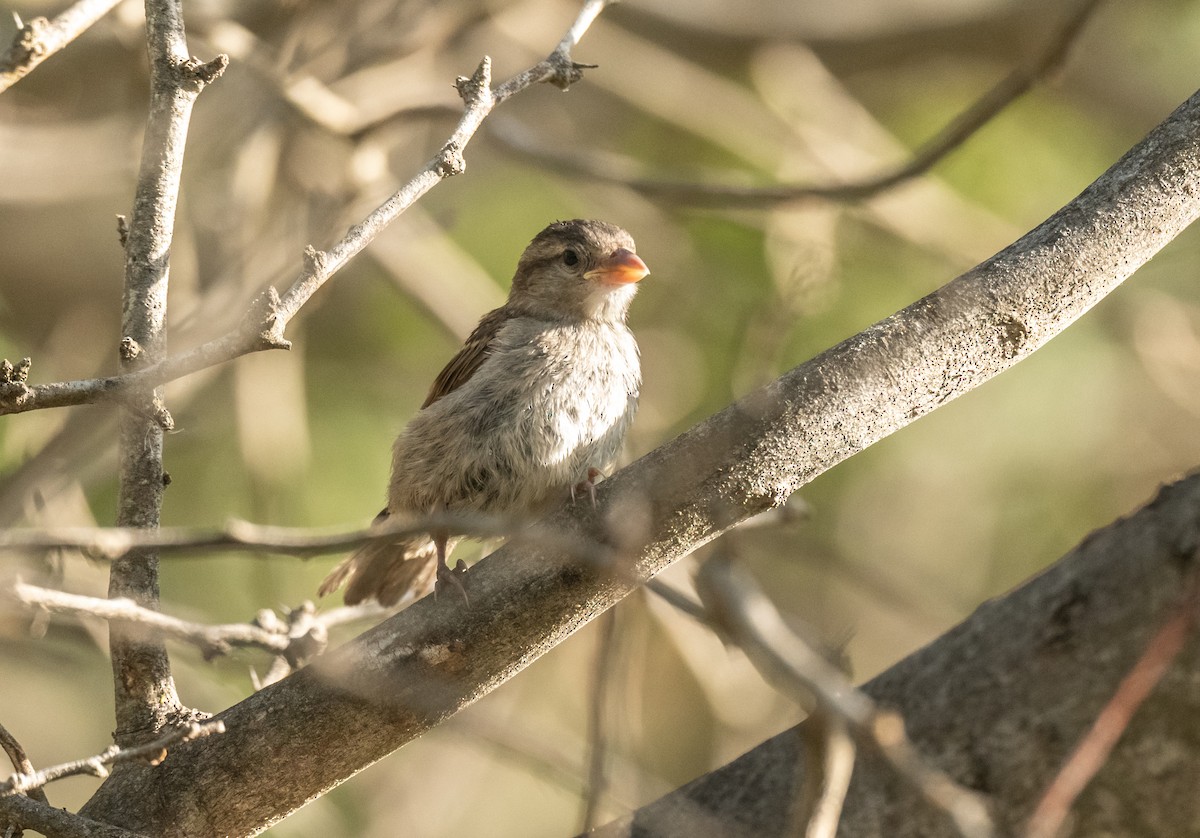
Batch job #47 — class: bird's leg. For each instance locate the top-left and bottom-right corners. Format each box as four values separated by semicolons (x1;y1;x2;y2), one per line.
570;467;605;508
432;528;469;605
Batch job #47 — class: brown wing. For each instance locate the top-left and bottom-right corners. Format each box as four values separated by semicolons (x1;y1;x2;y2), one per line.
421;305;512;409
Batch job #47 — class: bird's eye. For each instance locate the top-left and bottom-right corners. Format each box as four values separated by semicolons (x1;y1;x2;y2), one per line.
562;249;579;267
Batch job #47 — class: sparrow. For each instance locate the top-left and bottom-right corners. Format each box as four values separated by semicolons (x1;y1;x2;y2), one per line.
319;219;650;607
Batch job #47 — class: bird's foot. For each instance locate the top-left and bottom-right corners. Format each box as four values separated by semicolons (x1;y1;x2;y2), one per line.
434;559;470;606
570;467;605;508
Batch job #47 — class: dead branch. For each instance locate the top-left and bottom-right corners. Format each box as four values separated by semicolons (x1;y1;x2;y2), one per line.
106;0;227;747
0;0;619;419
0;0;124;93
2;720;224;797
695;556;993;838
494;0;1102;207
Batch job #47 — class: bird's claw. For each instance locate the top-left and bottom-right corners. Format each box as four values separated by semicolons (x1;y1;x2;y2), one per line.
435;559;470;606
570;467;604;509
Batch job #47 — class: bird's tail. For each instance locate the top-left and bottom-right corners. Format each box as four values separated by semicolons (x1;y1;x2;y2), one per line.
319;511;438;607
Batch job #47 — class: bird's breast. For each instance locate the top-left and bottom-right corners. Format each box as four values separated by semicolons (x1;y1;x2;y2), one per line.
389;319;640;516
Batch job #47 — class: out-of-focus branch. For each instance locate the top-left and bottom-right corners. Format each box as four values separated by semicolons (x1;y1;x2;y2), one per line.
0;512;514;560
7;582;372;665
1024;570;1200;838
0;477;807;566
495;0;1102;207
0;0;124;93
796;711;855;838
107;0;227;747
696;557;993;838
0;0;618;420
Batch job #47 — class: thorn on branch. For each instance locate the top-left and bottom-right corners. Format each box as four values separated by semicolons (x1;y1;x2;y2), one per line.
546;53;597;91
454;56;493;106
116;214;129;248
0;358;33;410
301;246;327;276
180;54;229;92
248;285;290;350
0;15;48;72
436;142;466;177
0;358;30;384
119;337;142;361
151;401;175;433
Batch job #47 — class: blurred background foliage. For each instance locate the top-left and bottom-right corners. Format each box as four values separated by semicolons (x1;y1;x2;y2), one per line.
2;0;1200;834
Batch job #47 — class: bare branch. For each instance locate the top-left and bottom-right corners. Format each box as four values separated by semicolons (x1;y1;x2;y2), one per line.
0;511;518;560
108;0;227;746
495;0;1102;207
1;720;224;797
0;794;144;838
696;557;993;838
0;724;48;806
0;490;811;561
0;0;124;93
8;582;343;664
1024;570;1200;838
8;580;385;671
0;0;618;419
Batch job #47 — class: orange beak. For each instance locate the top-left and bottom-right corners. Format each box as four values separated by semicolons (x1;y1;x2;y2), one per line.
585;248;650;285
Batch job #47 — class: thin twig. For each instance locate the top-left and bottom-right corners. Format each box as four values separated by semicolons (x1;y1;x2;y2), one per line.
0;0;124;93
0;510;627;572
696;555;995;838
7;583;374;665
495;0;1103;207
0;0;618;419
1;720;224;797
0;724;48;806
0;512;517;560
1024;572;1200;838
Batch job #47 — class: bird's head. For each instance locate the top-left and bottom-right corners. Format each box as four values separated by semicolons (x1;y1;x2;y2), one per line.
509;219;649;323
